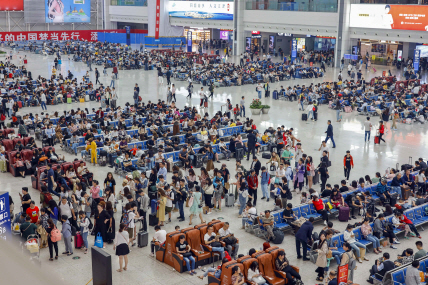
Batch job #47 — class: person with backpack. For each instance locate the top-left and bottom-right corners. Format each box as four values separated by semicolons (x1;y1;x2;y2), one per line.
78;210;92;254
46;218;60;261
61;215;73;256
373;214;399;249
340;242;357;282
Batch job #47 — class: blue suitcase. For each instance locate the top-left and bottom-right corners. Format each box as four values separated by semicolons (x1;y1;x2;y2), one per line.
273;90;278;100
151;199;158;214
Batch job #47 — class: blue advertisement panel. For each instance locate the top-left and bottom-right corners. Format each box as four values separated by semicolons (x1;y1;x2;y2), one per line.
169;1;234;20
344;54;351;59
187;31;192;52
291;39;297;62
0;192;11;241
125;26;131;46
46;0;91;23
414;49;421;71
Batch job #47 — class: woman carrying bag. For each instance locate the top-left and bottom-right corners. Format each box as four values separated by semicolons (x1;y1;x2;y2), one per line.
189;186;205;225
248;261;268;285
114;223;129;272
315;232;329;282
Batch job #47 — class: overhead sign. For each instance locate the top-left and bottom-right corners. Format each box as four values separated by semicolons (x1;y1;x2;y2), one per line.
220;30;229;40
0;0;23;11
252;31;260;35
350;4;428;31
0;192;11;241
0;29;123;42
46;0;91;23
155;0;160;39
168;1;234;20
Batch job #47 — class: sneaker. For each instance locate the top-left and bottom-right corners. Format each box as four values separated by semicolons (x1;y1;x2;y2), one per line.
261;197;266;200
238;215;243;218
390;245;397;249
364;257;369;261
150;253;154;257
324;220;327;226
207;211;212;215
218;208;222;212
168;218;171;223
393;240;400;244
358;258;363;263
410;233;416;237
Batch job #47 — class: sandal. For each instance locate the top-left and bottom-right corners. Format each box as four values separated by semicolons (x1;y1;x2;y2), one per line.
198;276;203;280
123;267;127;271
117;269;123;272
55;256;58;260
316;277;323;281
189;222;192;225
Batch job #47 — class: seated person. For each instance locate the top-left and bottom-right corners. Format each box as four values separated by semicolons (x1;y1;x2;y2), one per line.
275;250;302;284
203;225;225;259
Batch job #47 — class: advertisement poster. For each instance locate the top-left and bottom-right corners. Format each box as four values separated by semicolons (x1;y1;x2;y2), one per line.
338;264;349;283
269;35;274;54
291;39;297;62
46;0;91;23
187;31;192;52
0;192;11;241
0;0;23;11
397;50;402;61
414;49;421;70
169;1;234;20
220;30;229;40
246;37;251;52
350;4;428;31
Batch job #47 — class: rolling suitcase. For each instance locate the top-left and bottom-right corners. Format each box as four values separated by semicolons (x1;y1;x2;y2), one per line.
85;94;90;102
67;97;72;104
204;101;208;108
313;171;319;185
137;228;148;248
338;206;350;222
302;113;308;121
225;193;235;207
149;213;158;226
273;90;278;100
235;148;245;160
374;131;380;144
74;232;84;248
151;199;158;214
402;185;411;200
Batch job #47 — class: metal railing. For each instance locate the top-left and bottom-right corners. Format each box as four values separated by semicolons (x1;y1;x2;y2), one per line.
245;0;338;12
110;0;147;6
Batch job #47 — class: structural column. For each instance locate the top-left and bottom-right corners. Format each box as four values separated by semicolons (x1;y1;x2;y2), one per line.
235;0;245;56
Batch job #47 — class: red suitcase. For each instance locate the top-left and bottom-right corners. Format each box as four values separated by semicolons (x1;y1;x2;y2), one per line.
74;232;84;249
338;206;350;222
374;136;380;144
204;101;208;108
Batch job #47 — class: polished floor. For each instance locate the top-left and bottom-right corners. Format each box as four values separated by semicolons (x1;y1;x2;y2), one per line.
3;48;427;285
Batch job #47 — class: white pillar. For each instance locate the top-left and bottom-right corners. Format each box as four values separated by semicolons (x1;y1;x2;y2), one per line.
235;0;245;56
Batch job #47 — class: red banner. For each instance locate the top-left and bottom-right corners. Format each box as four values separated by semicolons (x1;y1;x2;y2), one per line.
338;264;349;283
155;0;160;39
0;29;127;42
0;0;23;11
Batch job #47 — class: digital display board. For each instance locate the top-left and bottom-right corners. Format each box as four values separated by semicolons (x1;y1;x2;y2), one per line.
169;1;234;20
46;0;90;23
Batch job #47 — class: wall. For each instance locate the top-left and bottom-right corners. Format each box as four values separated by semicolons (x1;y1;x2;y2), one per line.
109;6;148;23
169;18;233;29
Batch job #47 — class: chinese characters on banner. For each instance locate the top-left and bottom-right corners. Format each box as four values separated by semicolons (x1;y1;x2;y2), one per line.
155;0;160;39
0;192;11;241
0;29;126;42
414;49;421;71
337;264;349;283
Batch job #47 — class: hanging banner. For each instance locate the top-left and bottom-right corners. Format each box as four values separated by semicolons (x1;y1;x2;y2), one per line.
414;49;421;70
155;0;160;39
187;31;192;52
0;192;11;241
0;29;125;42
338;264;349;283
168;1;234;20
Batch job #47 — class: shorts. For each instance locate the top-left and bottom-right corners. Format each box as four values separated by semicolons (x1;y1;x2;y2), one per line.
127;227;134;239
165;206;172;213
214;189;222;200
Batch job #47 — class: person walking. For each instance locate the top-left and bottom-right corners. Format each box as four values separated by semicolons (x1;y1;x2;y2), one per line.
209;83;214;98
133;87;139;106
391;109;399;131
40;92;47;110
187;82;193;99
378;121;386;144
95;68;100;85
189;186;205;225
171;84;176;102
364;117;372;143
61;215;73;256
46;218;59;261
295;217;314;261
114;223;130;272
325;120;336;148
110;73;116;88
315;231;330;282
246;131;257;160
256;83;263;99
343;150;354;181
240;96;245;117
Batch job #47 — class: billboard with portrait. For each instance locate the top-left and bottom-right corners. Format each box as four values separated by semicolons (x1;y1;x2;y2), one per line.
350;4;428;31
46;0;90;23
169;1;234;20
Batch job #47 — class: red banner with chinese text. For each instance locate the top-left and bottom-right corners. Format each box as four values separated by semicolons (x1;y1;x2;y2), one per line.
338;264;349;283
155;0;160;39
0;29;127;42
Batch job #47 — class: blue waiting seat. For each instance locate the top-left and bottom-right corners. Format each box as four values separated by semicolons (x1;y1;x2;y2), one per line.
273;212;289;231
391;270;405;285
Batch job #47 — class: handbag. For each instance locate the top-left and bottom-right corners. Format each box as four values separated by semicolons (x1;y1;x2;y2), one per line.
326;250;333;259
94;233;104;248
188;196;194;208
326;202;333;210
25;161;32;169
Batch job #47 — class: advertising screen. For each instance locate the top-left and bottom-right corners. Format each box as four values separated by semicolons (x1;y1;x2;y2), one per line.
269;35;274;53
46;0;91;23
350;4;428;31
169;1;234;20
0;0;23;11
220;30;229;40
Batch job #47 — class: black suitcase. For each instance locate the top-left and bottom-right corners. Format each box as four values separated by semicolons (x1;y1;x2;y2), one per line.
138;231;149;247
302;114;308;121
265;91;270;97
149;213;158;226
262;152;271;159
272;229;284;244
235;148;245;160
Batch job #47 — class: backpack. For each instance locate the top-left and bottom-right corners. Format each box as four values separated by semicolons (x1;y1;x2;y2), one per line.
132;170;140;180
87;217;93;230
44;192;53;205
0;113;5;121
346;252;357;270
228;103;232;110
50;226;61;242
287;166;294;181
122;212;130;230
181;188;188;200
70;225;77;236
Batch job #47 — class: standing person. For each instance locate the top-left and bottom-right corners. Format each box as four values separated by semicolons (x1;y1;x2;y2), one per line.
78;211;90;254
325;120;336;148
246;131;257;160
171;84;176;102
94;203;111;249
240;96;245;117
187;82;193;99
256;83;263;99
209;83;214;98
110;73;116;88
166;69;171;86
189;186;205;225
111;87;118;109
343;150;354;181
95;68;100;85
157;66;163;85
46;218;59;261
364;117;372;143
113;223;130;272
61;215;73;256
391;109;399;131
405;260;423;285
378;121;386;144
40;92;47;110
260;166;270;201
315;231;330;282
133;87;139;106
295;217;314;261
113;65;118;79
247;169;259;207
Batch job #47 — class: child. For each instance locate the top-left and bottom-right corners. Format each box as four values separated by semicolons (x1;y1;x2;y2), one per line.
300;192;308;204
78;210;90;254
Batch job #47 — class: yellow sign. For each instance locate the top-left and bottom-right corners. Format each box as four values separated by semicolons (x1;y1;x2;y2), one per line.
372;55;376;60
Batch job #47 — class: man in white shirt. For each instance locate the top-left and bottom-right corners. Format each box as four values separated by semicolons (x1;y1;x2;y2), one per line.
218;222;239;259
364;117;372;143
150;225;167;257
41;92;47;111
204;225;225;259
318;141;330;159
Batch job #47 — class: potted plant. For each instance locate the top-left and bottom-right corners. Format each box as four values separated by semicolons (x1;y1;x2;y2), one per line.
0;51;6;59
249;99;263;115
261;105;270;114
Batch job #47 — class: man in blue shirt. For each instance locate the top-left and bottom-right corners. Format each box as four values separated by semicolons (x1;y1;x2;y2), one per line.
376;178;391;203
157;162;167;180
46;163;60;197
324;120;336;148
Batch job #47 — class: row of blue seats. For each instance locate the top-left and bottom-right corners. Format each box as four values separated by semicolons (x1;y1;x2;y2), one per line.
390;256;428;285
